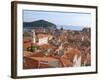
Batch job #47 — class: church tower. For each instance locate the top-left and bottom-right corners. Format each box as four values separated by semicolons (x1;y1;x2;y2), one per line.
32;30;36;43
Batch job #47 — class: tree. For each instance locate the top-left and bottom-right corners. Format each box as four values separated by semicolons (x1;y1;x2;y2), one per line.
27;44;39;52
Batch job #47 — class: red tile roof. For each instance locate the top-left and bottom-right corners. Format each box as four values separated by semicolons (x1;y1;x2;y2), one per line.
23;37;31;49
23;51;34;57
30;57;58;62
39;44;57;49
63;48;81;62
37;34;49;38
39;63;51;68
60;56;73;67
24;51;45;57
23;42;31;49
81;53;91;66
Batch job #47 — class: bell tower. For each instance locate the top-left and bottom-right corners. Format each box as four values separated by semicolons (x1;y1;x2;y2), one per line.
32;30;36;43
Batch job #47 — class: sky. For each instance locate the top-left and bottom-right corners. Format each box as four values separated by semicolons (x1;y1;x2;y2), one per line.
23;10;91;28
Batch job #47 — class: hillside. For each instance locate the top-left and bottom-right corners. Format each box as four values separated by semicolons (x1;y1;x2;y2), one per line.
23;20;56;29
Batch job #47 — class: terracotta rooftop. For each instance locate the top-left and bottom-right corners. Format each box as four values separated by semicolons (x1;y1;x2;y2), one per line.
39;44;57;49
23;37;31;49
23;42;31;49
30;57;58;62
39;63;51;68
60;56;73;67
81;53;91;66
63;48;81;62
23;51;34;57
24;51;45;57
24;56;56;69
37;34;49;38
23;37;31;42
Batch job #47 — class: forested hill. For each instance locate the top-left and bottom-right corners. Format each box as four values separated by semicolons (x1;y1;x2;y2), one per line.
23;20;56;29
